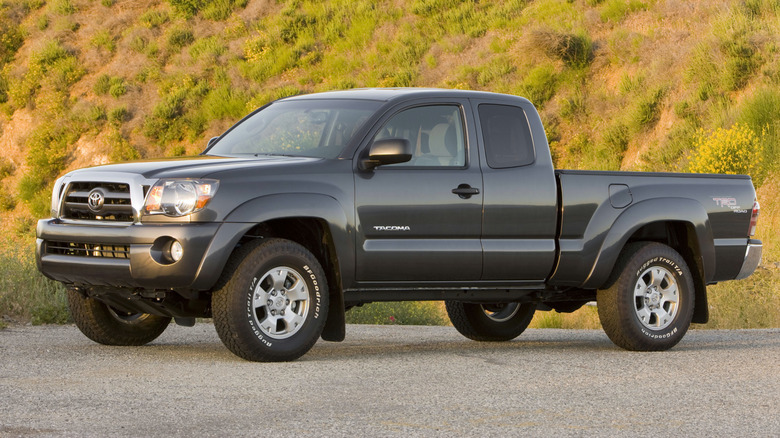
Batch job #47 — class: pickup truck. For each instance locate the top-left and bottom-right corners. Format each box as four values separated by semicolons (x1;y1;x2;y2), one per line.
36;88;762;361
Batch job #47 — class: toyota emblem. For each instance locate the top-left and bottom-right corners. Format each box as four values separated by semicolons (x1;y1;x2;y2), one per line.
87;189;105;212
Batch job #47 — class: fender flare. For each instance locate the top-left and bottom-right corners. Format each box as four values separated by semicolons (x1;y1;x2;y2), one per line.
224;192;353;284
196;193;351;341
582;197;715;289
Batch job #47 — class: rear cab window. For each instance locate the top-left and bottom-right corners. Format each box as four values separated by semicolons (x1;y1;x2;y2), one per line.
478;104;535;169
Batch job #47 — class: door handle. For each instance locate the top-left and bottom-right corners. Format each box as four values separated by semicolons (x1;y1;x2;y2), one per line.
452;184;480;199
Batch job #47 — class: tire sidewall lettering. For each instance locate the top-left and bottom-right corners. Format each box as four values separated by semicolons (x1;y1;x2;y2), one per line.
244;260;324;348
632;254;689;341
246;279;273;347
636;257;683;278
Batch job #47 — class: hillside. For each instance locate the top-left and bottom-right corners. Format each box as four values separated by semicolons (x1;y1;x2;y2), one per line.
1;0;779;327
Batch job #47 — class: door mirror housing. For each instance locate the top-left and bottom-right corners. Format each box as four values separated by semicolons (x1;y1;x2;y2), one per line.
361;138;412;170
207;136;220;149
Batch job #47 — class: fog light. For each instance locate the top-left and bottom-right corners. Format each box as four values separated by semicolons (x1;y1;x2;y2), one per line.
170;241;183;262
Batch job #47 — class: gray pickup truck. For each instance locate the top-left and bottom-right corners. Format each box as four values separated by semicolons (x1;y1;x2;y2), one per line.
36;89;762;361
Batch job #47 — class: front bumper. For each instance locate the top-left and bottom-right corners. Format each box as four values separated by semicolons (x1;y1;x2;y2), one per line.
36;219;248;291
735;239;762;280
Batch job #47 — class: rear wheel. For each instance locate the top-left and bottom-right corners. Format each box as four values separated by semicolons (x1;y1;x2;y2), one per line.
597;242;695;351
212;238;329;362
445;301;536;341
67;289;171;346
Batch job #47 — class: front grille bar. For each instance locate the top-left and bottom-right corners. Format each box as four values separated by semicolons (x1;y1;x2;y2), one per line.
46;241;130;259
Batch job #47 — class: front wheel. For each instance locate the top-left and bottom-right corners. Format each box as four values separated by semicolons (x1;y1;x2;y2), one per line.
212;238;329;362
445;301;536;341
67;290;171;346
597;242;695;351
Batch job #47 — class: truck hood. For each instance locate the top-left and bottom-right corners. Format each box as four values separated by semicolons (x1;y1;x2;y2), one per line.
63;155;322;179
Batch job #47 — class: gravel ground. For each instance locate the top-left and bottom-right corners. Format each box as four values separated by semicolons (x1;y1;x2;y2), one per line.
1;324;778;437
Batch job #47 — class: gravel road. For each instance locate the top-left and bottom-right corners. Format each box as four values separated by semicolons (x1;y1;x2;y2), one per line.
1;324;778;437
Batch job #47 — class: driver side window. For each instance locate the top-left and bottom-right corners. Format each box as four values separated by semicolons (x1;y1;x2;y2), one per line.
374;105;466;167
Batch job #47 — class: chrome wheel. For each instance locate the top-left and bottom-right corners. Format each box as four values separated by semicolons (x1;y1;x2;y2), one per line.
480;303;522;323
634;266;679;331
251;266;310;340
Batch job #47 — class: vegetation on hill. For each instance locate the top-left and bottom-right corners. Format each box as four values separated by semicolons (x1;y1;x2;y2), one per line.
1;0;779;328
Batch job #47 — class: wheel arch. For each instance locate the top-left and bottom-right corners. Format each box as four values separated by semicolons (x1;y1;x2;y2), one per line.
583;198;714;324
216;194;351;341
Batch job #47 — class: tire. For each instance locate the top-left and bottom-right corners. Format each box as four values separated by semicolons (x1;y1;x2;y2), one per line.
67;289;171;346
445;301;536;342
597;242;695;351
212;238;329;362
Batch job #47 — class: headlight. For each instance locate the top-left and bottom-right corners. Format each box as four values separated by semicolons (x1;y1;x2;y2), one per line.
143;179;219;217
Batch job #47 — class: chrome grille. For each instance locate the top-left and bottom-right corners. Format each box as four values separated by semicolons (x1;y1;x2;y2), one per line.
61;182;133;222
46;241;130;259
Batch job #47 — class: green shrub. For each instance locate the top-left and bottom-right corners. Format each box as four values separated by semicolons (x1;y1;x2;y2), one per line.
0;157;14;179
528;29;593;68
0;71;7;104
560;92;586;120
603;122;629;153
94;74;111;95
26;0;46;10
52;0;75;15
741;0;780;17
600;0;649;22
639;121;697;172
201;85;247;120
0;191;16;211
108;105;129;125
140;9;169;28
101;0;115;6
518;64;557;107
576;132;624;171
0;241;70;325
168;0;203;18
345;301;449;326
129;35;147;54
167;27;195;50
142;76;209;143
739;88;780;132
630;87;664;132
25;124;71;180
476;59;515;86
0;19;24;66
202;0;248;21
36;14;48;30
91;29;115;53
618;73;644;95
168;145;187;156
85;104;106;123
9;40;83;110
107;129;140;162
189;36;227;60
108;77;126;98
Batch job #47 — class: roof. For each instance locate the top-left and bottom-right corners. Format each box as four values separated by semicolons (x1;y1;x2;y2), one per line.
281;87;527;103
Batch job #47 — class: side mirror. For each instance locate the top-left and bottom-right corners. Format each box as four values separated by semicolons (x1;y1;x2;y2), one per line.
207;136;220;149
361;138;412;170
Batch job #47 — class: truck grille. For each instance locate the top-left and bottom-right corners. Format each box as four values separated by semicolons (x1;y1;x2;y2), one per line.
46;241;130;259
61;182;134;222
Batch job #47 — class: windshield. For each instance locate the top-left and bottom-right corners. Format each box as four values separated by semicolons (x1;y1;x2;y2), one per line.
205;99;381;159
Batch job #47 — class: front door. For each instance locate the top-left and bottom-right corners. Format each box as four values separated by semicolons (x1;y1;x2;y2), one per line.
354;103;483;282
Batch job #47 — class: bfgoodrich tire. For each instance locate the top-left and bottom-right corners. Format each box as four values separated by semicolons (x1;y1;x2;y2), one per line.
212;238;328;362
445;301;536;342
67;289;171;346
597;242;695;351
